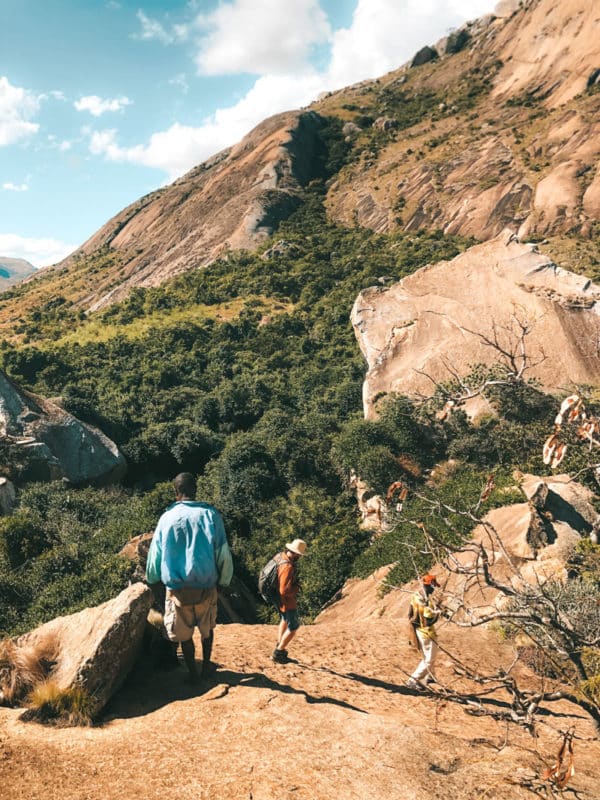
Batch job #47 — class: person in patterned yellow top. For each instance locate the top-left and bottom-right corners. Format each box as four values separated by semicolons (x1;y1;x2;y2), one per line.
406;574;440;689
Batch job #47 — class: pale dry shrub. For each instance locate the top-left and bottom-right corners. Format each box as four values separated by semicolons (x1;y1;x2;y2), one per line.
0;636;56;706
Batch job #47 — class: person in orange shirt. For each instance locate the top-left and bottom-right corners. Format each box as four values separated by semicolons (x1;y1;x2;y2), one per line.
271;539;307;664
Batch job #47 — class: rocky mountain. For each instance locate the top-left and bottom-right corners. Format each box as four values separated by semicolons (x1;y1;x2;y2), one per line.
8;111;328;317
322;0;600;242
0;257;35;291
1;0;598;337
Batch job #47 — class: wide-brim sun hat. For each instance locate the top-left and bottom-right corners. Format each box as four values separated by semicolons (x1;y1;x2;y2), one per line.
286;538;307;556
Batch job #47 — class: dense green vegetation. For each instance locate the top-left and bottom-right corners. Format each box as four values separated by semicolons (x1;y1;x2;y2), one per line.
0;190;474;631
0;189;598;641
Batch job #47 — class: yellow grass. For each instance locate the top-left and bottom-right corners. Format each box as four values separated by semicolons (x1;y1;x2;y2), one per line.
47;296;293;348
25;679;95;726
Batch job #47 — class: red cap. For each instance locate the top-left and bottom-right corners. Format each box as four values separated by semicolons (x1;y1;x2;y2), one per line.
422;574;439;587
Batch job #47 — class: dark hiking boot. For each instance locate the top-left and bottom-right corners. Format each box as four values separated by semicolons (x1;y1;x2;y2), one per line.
271;648;289;663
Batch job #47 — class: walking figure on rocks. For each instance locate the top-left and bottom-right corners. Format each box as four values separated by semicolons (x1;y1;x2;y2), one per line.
146;472;233;684
406;574;440;689
269;539;307;664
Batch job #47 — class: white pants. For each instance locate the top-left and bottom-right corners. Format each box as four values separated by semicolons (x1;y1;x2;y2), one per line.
410;630;438;683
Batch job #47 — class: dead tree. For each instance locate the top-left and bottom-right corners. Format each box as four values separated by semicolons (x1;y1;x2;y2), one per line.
414;309;547;415
401;489;600;736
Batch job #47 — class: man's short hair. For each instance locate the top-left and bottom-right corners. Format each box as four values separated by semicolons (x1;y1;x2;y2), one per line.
173;472;197;499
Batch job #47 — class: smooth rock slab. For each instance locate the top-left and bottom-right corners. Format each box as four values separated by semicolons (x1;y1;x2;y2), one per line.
351;232;600;417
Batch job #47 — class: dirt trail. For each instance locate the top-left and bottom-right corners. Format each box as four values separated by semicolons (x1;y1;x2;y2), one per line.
0;619;597;800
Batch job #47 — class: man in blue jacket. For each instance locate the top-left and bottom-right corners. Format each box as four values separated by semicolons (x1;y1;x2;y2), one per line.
146;472;233;683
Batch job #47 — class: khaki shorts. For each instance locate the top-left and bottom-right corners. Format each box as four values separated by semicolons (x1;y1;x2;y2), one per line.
164;587;218;642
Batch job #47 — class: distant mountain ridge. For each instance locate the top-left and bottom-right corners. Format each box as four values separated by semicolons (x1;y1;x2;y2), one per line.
0;257;35;290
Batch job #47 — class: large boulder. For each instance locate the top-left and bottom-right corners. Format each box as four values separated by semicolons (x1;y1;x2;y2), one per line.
0;372;126;485
411;46;438;68
351;232;600;417
319;474;592;625
0;583;153;720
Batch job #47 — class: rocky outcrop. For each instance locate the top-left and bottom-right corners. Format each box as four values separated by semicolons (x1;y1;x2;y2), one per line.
411;46;438;68
0;583;152;719
0;372;126;485
324;0;600;242
351;232;600;417
319;473;593;626
0;477;15;515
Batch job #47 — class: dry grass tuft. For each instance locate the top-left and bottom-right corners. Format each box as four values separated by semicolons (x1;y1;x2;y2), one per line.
22;680;95;727
0;636;56;706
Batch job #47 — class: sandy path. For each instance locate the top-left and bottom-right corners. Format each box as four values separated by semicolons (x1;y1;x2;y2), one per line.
0;621;597;800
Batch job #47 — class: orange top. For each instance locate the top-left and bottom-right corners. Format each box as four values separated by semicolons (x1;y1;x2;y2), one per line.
277;555;299;611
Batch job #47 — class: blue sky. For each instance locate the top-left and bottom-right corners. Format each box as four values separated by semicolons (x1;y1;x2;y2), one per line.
0;0;497;267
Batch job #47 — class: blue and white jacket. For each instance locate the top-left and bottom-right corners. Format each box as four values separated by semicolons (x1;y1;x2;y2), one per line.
146;501;233;590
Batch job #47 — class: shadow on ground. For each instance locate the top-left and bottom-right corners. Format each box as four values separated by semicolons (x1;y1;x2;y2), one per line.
102;657;367;722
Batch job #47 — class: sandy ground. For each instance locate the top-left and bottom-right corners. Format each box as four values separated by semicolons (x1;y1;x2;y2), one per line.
0;619;597;800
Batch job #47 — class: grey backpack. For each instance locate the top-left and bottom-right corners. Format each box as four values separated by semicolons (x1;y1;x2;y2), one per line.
258;555;287;606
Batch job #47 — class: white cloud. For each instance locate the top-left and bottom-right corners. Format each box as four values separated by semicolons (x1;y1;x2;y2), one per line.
0;76;40;146
134;10;188;44
2;182;29;192
74;95;133;116
0;234;76;267
92;0;497;178
88;71;324;179
194;0;331;75
327;0;497;87
168;73;189;94
59;140;72;152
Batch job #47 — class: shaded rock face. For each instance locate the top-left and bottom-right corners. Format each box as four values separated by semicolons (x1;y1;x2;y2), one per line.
351;232;600;417
411;46;438;67
0;372;125;485
1;584;153;718
39;111;327;313
0;477;15;515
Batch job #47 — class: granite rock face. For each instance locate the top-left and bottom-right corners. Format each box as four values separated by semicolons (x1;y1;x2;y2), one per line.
351;232;600;417
0;372;126;485
58;111;327;312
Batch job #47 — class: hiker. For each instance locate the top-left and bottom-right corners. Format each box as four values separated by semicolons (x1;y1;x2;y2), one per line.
271;539;307;664
146;472;233;683
406;573;440;689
